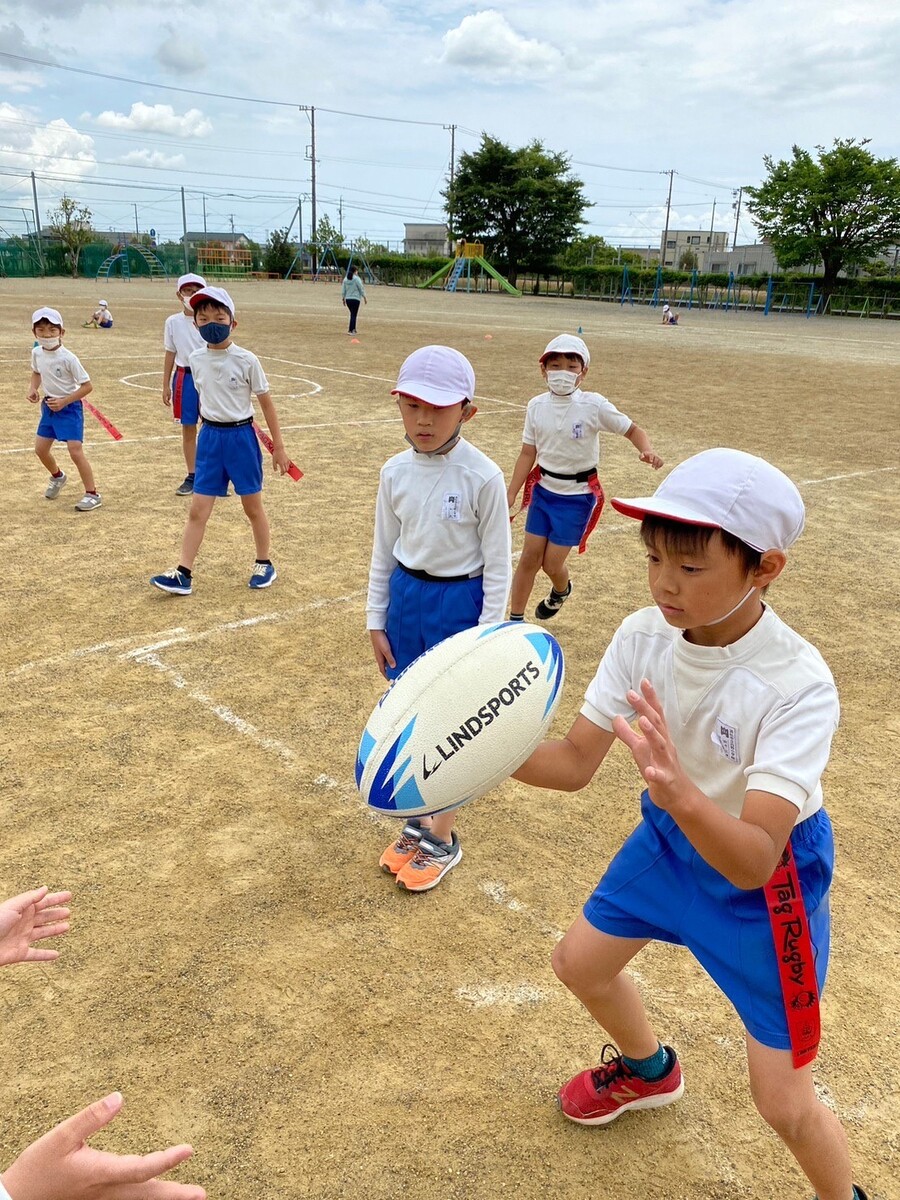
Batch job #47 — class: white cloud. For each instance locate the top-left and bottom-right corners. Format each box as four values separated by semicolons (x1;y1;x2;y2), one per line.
0;101;96;176
115;148;187;169
440;10;563;81
91;102;212;138
0;22;51;92
154;30;208;74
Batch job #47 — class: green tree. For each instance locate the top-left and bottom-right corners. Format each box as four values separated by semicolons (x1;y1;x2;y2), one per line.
444;135;588;283
263;227;296;276
47;195;93;277
678;249;699;271
559;234;614;268
746;138;900;296
314;215;344;248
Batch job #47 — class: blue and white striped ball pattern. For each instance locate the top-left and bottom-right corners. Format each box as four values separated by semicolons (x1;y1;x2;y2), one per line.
356;621;565;818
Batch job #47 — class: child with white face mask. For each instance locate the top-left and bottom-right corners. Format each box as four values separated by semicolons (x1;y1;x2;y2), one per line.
507;334;663;622
162;272;207;495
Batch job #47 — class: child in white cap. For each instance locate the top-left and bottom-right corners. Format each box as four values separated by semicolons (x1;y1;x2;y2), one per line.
367;345;511;891
150;286;292;595
83;300;113;329
27;307;102;511
507;333;662;622
515;448;867;1200
162;273;207;495
661;303;679;325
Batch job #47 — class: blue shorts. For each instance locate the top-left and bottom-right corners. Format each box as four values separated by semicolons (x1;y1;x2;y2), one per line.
385;566;483;680
36;400;84;442
99;320;113;329
524;483;595;547
171;367;199;426
193;422;262;497
584;792;833;1051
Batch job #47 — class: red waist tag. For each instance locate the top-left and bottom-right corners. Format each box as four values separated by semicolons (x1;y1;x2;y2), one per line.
577;475;605;554
764;843;821;1069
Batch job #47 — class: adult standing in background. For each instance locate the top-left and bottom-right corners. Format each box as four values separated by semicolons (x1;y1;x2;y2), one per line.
341;265;367;335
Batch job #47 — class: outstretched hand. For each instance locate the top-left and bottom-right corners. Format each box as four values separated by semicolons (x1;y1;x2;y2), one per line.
0;887;72;967
612;679;688;810
0;1093;206;1200
639;450;664;469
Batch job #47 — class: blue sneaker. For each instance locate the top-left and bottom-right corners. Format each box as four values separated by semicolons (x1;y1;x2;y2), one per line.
249;562;277;589
151;568;192;595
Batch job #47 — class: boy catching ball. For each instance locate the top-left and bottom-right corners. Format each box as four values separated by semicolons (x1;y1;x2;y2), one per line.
516;448;867;1200
366;345;511;891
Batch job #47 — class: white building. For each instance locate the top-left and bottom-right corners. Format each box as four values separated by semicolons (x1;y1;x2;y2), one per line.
660;229;729;270
403;223;450;256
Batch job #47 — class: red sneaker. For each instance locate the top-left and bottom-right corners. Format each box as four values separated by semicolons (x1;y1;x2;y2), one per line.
558;1043;684;1126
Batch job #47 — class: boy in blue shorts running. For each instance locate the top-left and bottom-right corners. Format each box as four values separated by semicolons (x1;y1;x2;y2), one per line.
162;272;207;495
150;286;292;595
367;345;511;891
516;448;867;1200
507;334;662;622
27;307;102;512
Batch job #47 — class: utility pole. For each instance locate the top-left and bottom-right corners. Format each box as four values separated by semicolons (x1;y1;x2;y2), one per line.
444;123;456;239
181;186;189;271
30;170;45;273
229;213;235;236
660;169;674;266
732;187;743;251
300;105;317;271
707;198;716;270
133;203;139;237
338;196;343;239
202;195;207;234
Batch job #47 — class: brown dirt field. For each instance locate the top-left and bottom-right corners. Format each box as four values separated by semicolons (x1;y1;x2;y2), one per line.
0;278;897;1199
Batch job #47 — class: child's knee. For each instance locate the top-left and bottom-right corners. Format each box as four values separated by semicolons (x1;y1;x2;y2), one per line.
750;1074;814;1141
551;937;602;991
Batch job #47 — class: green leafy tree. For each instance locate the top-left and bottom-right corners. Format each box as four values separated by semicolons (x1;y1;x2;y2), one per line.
263;227;296;276
559;234;614;268
314;215;344;248
746;138;900;295
444;135;588;283
47;195;93;277
678;249;699;271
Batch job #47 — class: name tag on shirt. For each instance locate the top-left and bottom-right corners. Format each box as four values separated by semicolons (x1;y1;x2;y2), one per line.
571;421;584;440
442;492;462;522
711;717;741;763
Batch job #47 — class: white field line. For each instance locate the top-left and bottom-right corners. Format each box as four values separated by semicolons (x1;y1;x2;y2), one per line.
7;627;187;679
132;651;297;762
799;466;897;485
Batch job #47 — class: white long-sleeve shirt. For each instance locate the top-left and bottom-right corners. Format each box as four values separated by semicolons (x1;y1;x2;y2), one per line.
366;439;512;630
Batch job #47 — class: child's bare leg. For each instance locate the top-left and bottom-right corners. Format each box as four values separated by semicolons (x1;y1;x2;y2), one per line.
510;532;548;612
552;915;658;1057
542;542;574;595
429;810;457;843
745;1035;853;1200
66;442;96;492
35;435;59;475
179;494;216;568
240;492;270;559
182;424;197;473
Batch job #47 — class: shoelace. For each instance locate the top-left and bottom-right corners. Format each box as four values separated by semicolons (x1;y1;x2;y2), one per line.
589;1044;634;1092
252;563;269;577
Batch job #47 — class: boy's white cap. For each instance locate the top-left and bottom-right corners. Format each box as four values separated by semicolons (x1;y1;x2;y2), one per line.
189;286;235;316
540;333;590;366
611;448;805;552
32;306;63;326
391;345;475;407
99;299;108;307
177;272;206;290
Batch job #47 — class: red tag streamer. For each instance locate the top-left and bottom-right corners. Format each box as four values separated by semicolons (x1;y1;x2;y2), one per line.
253;422;303;481
764;843;821;1069
82;400;123;440
511;467;605;554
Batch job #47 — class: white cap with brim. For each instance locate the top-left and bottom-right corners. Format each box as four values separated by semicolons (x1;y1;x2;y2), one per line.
177;273;207;291
391;344;475;408
189;286;235;316
32;307;63;327
611;447;805;552
99;300;108;307
540;333;590;367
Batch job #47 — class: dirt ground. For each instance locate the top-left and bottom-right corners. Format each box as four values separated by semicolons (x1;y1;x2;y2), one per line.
0;277;897;1199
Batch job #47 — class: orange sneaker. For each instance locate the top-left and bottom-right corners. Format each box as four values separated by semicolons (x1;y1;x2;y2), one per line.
379;821;425;875
396;832;462;892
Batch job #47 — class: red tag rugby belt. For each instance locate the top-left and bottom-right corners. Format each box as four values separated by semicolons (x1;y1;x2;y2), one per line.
764;843;821;1069
513;465;605;554
252;421;304;482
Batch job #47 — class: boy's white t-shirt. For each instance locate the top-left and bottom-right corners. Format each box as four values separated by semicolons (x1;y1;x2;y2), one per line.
188;343;269;422
523;388;632;495
581;605;839;823
366;439;512;630
164;312;205;367
31;346;90;400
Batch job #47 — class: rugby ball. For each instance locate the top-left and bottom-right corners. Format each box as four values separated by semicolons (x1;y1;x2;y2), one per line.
356;622;565;817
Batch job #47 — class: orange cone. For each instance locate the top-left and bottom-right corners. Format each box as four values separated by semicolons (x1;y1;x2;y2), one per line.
350;338;360;344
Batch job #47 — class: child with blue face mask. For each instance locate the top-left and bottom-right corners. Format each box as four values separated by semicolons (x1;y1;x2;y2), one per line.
150;286;293;595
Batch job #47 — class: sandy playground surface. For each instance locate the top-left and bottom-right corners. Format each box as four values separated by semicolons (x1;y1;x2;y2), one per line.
0;278;897;1198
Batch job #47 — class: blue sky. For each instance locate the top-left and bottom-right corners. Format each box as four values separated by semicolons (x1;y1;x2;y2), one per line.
1;0;898;250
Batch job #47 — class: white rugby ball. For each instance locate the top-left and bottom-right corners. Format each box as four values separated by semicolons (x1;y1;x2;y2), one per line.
356;622;565;817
